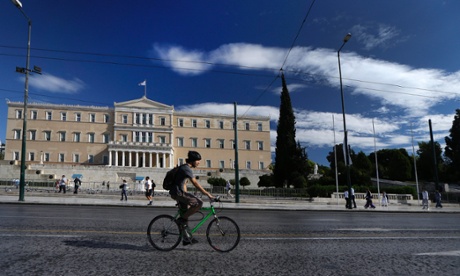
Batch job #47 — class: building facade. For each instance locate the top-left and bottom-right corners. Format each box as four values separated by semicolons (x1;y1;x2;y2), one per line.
5;97;271;171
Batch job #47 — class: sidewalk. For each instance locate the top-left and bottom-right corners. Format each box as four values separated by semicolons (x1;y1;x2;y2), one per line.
1;189;459;213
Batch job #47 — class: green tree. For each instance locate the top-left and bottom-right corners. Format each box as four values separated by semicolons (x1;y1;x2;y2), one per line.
257;174;274;188
369;149;412;181
207;177;226;187
240;177;251;189
444;109;460;181
417;141;443;181
274;72;298;188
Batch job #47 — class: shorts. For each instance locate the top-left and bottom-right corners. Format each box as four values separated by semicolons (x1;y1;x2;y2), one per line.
171;192;203;210
145;189;153;197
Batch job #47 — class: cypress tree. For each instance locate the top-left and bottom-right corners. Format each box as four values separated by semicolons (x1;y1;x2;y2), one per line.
274;72;297;187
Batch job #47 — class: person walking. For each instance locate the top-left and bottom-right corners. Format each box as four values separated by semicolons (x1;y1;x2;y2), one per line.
364;189;376;209
73;177;81;194
225;180;234;198
381;191;389;207
435;190;443;208
169;151;215;246
343;189;349;209
120;180;128;201
350;187;357;208
107;181;110;191
58;175;68;194
422;189;429;210
145;177;154;205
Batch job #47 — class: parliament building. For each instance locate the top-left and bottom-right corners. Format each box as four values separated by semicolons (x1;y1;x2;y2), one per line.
5;96;272;172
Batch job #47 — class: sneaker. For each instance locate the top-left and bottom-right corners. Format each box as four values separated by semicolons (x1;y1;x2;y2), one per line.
147;202;152;205
182;237;198;246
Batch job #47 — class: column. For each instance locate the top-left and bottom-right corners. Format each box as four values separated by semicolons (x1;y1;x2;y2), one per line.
122;151;125;167
115;151;119;167
129;151;132;167
149;152;153;168
142;152;146;168
109;151;112;166
156;153;159;168
162;153;166;168
135;152;139;167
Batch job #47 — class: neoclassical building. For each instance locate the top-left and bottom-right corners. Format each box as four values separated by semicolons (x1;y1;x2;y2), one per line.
5;97;271;171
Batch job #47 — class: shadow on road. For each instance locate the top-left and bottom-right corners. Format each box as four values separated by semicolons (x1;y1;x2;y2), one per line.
63;240;151;252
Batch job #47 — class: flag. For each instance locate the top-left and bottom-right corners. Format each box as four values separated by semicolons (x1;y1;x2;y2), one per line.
138;80;146;86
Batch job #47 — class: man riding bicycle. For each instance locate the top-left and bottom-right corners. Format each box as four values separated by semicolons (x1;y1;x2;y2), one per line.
169;151;215;245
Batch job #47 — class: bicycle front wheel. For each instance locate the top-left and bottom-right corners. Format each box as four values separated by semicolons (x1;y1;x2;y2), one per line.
206;216;240;252
147;215;181;251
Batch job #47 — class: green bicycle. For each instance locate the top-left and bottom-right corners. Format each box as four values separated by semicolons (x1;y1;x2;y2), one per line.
147;196;240;252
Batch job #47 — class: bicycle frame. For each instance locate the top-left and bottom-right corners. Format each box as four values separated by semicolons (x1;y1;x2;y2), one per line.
174;204;218;235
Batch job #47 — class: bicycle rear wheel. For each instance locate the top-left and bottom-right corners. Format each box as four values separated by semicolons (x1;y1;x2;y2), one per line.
147;215;181;251
206;216;240;252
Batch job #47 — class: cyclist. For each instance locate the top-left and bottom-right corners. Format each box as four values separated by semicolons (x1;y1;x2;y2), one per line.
170;150;214;245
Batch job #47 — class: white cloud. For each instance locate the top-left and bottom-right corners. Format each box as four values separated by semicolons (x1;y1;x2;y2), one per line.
351;24;401;50
29;74;85;94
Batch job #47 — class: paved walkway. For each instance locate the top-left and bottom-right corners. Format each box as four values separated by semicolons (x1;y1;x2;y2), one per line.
1;189;459;213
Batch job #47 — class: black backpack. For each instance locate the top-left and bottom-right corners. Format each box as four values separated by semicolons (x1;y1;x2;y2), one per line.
162;165;184;190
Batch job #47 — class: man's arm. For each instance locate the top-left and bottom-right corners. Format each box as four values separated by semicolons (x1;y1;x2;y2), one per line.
190;177;213;198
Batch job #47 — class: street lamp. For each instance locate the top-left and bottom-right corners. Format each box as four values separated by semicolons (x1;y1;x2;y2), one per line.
11;0;31;201
337;33;353;209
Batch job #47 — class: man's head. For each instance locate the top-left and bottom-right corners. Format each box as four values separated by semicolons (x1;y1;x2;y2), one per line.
186;151;201;168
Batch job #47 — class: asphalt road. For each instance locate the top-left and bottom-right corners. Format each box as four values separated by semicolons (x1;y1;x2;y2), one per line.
1;205;459;276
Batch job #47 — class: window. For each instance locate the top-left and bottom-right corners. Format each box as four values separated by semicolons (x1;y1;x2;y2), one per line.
88;155;94;163
178;118;184;127
141;132;146;142
59;153;65;162
31;110;37;120
44;153;50;162
246;161;251;169
104;114;109;123
219;121;224;129
219;160;225;169
59;132;66;142
135;113;140;124
29;152;35;161
75;113;81;122
205;120;211;128
218;139;225;149
258;123;263;131
232;121;235;129
142;114;147;125
44;131;51;141
148;114;153;125
121;134;127;142
177;137;184;147
159;136;166;144
160;117;166;126
46;111;52;120
178;158;185;165
74;132;81;142
231;140;236;149
13;152;19;160
60;112;67;121
191;138;198;148
205;160;211;168
103;133;110;143
29;130;36;141
14;129;21;140
88;133;95;143
147;132;153;143
192;119;197;128
122;115;128;124
134;132;140;142
257;141;264;150
245;141;251;150
15;110;22;119
245;122;250;130
259;162;265;170
204;138;211;148
89;113;95;122
73;154;80;163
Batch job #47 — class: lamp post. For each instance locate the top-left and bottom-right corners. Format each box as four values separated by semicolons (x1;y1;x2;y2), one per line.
11;0;31;201
337;33;352;209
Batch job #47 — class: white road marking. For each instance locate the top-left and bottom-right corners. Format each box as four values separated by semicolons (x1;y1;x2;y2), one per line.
415;250;460;256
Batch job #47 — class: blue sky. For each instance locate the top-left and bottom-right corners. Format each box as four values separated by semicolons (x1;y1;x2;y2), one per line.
1;0;459;166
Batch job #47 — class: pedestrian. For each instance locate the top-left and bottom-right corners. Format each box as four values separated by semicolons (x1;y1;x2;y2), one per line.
58;175;68;194
364;189;375;209
225;180;234;198
73;177;81;194
145;176;154;205
343;189;349;209
421;189;429;210
120;180;128;201
169;151;215;246
350;187;357;208
107;181;110;191
435;190;443;208
381;191;389;207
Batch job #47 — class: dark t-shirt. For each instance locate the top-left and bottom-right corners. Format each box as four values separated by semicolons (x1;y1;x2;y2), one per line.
169;164;194;196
